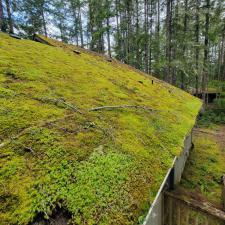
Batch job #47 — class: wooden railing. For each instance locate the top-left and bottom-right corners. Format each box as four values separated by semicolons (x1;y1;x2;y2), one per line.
164;191;225;225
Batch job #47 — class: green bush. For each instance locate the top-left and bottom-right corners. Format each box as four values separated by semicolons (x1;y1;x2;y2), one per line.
214;98;225;109
198;109;225;126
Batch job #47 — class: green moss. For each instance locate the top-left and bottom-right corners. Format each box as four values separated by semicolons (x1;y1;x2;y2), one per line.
0;32;202;224
180;131;225;206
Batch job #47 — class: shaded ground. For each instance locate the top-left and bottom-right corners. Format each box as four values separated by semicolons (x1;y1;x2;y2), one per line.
31;208;70;225
179;125;225;209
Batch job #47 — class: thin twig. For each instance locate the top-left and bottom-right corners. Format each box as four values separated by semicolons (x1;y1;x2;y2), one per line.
89;105;156;112
0;113;76;149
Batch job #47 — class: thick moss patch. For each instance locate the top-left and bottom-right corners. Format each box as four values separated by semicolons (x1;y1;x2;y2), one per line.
0;32;201;224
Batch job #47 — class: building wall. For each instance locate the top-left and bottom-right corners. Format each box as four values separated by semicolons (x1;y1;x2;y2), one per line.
143;131;193;225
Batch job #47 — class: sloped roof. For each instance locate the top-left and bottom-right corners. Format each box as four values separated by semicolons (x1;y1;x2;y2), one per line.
0;32;202;224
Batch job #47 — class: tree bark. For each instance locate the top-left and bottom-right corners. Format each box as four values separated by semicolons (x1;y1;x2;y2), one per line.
155;0;160;77
144;0;149;73
41;7;47;37
135;0;140;69
171;0;178;85
149;0;153;74
70;0;79;45
0;0;4;31
195;0;200;95
126;0;132;64
165;0;172;83
5;0;13;33
218;24;225;81
181;0;188;90
77;0;84;47
106;0;111;58
88;0;94;50
202;0;210;103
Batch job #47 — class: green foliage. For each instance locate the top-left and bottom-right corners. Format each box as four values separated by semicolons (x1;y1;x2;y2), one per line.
198;109;225;127
214;97;225;109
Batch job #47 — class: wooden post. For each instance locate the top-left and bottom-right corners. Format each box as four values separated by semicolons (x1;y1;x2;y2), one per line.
185;210;190;225
169;196;173;225
222;175;225;211
165;191;225;221
205;217;209;225
194;212;199;225
169;168;175;190
177;201;181;225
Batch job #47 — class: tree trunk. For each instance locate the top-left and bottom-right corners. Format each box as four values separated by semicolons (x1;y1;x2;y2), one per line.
171;0;178;85
70;0;79;45
106;18;111;57
135;0;140;69
126;0;132;64
5;0;13;33
223;37;225;81
106;0;111;58
165;0;172;83
0;0;4;31
218;24;225;81
155;0;160;77
149;0;153;74
78;2;84;47
195;0;200;95
202;0;210;103
88;0;94;50
144;0;149;73
41;7;47;37
115;0;122;60
181;0;188;89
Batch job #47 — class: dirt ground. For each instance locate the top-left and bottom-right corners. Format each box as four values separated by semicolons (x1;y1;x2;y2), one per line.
177;124;225;210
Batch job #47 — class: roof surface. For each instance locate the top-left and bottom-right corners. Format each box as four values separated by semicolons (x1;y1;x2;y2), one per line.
0;32;202;224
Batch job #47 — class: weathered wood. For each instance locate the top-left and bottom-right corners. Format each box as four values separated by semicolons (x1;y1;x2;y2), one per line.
185;208;190;225
222;174;225;211
89;105;155;112
169;196;173;225
73;50;81;55
9;33;22;39
165;191;225;221
176;201;181;225
33;34;53;46
194;213;199;225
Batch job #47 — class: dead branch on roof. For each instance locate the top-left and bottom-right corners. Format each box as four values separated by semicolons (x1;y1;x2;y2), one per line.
73;50;81;55
89;105;156;112
0;113;77;150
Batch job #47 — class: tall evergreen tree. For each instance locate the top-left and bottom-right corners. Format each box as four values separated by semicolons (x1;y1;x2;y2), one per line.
5;0;14;33
0;0;5;31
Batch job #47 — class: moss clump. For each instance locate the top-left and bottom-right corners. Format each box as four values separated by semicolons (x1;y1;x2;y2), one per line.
0;32;202;224
180;130;225;206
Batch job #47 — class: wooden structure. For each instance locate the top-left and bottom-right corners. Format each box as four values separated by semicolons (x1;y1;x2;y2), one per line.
143;133;193;225
164;191;225;225
223;175;225;211
191;90;221;104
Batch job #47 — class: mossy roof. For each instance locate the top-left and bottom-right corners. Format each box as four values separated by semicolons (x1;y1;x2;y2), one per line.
0;32;202;225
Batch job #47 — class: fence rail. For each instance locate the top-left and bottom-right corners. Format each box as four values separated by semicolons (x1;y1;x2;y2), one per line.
164;191;225;225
